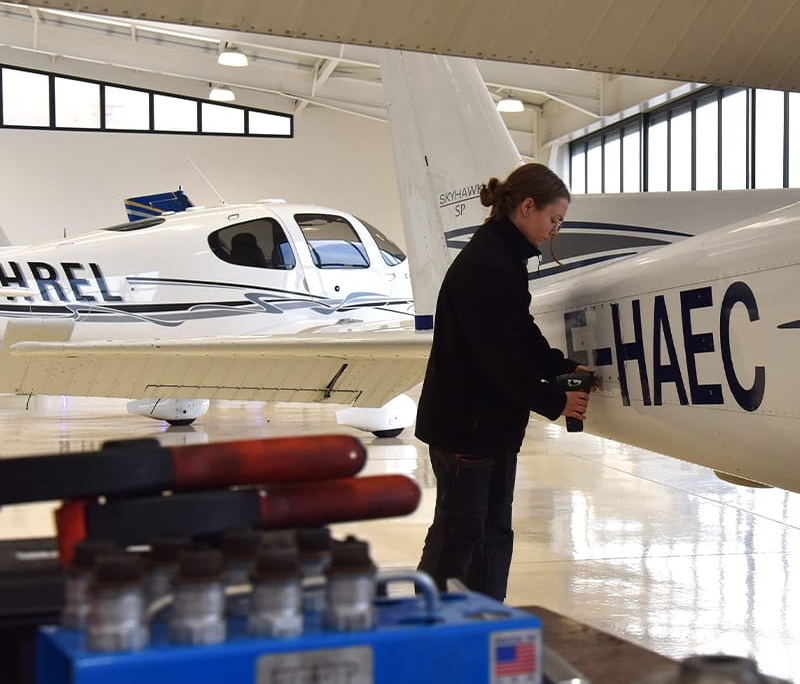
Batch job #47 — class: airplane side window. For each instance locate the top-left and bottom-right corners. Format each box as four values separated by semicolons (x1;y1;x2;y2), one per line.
294;213;369;269
207;218;296;270
230;232;268;267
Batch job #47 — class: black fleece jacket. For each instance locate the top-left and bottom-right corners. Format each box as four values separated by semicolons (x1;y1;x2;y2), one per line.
415;215;578;456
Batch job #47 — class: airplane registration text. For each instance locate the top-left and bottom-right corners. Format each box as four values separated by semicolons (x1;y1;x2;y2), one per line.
0;261;122;302
563;281;765;412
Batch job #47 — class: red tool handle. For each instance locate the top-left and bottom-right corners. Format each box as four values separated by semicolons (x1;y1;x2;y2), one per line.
259;474;421;529
169;434;366;489
54;500;89;566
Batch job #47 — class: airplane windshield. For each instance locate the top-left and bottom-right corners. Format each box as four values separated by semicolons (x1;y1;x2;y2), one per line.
357;217;407;266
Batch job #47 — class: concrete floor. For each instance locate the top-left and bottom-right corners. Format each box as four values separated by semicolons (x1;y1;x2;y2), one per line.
1;394;798;682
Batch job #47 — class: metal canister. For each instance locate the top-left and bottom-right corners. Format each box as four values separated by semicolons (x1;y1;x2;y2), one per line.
86;552;148;652
247;545;303;638
168;548;226;645
635;654;793;684
323;535;376;632
61;539;117;630
144;535;192;612
221;528;264;617
296;526;331;615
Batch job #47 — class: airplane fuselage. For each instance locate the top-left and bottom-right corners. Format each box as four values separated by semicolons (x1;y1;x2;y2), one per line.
532;203;800;491
0;201;414;342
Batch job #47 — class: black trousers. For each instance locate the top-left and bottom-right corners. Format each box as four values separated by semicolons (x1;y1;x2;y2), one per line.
417;445;517;602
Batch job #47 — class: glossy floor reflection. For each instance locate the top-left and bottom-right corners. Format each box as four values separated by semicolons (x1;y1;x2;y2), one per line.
1;394;798;682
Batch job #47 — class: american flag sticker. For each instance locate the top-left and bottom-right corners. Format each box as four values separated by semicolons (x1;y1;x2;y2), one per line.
490;628;541;684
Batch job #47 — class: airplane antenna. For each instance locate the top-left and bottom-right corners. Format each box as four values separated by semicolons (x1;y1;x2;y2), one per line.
187;155;226;204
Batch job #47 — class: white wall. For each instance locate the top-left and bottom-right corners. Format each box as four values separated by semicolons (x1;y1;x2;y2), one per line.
0;107;405;247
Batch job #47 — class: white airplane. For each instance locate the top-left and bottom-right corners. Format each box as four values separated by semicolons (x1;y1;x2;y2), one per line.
2;49;800;495
0;195;425;436
379;50;800;494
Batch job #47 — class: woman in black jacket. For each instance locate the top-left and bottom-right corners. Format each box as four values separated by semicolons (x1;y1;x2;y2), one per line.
416;162;593;601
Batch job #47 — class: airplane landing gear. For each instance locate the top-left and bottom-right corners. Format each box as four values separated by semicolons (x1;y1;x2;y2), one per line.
372;428;404;439
127;398;210;426
336;394;416;439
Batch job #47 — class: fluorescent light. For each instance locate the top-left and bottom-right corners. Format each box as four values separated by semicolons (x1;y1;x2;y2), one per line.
497;97;524;113
209;85;235;102
218;45;248;67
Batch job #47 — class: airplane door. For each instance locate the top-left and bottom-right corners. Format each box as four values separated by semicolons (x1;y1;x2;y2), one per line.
293;213;390;301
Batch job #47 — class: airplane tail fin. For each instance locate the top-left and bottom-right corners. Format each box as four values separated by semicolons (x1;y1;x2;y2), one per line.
380;50;800;317
124;187;193;221
380;51;522;330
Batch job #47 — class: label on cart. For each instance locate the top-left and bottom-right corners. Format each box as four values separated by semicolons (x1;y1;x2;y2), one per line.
490;628;541;684
256;645;373;683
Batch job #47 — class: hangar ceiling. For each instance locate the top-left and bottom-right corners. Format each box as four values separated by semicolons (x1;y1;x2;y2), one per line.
0;2;701;156
11;0;800;93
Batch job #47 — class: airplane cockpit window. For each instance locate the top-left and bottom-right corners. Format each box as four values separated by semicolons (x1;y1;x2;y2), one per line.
357;217;407;266
208;218;296;270
294;214;369;269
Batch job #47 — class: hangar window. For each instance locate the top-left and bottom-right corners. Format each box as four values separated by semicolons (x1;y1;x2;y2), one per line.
570;146;586;194
570;84;800;193
154;94;197;132
754;89;785;190
695;94;719;190
208;219;296;270
250;111;292;136
603;131;621;194
647;114;668;192
106;87;149;130
720;89;748;190
789;94;800;187
669;105;692;191
621;125;640;192
55;77;100;128
586;139;602;194
201;103;244;134
0;63;292;137
1;68;48;126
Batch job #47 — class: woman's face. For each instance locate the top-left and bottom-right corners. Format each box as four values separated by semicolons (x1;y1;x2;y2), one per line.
515;197;569;248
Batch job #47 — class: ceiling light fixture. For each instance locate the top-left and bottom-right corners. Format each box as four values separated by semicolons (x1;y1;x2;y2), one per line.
218;43;248;67
497;95;524;113
209;84;235;102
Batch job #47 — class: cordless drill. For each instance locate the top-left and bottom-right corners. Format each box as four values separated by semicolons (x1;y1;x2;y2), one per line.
555;371;596;432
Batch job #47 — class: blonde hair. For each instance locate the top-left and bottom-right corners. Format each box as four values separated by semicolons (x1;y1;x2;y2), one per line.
480;163;570;222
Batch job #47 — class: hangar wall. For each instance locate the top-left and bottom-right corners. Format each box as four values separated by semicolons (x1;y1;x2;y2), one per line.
0;106;404;248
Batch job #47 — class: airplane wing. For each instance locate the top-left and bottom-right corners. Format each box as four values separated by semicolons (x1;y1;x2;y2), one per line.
1;330;432;408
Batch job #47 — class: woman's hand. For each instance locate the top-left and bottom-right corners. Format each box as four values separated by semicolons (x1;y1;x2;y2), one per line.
575;364;601;391
561;390;589;421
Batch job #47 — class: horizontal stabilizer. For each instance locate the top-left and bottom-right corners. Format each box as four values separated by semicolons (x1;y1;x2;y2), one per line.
124;188;193;221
